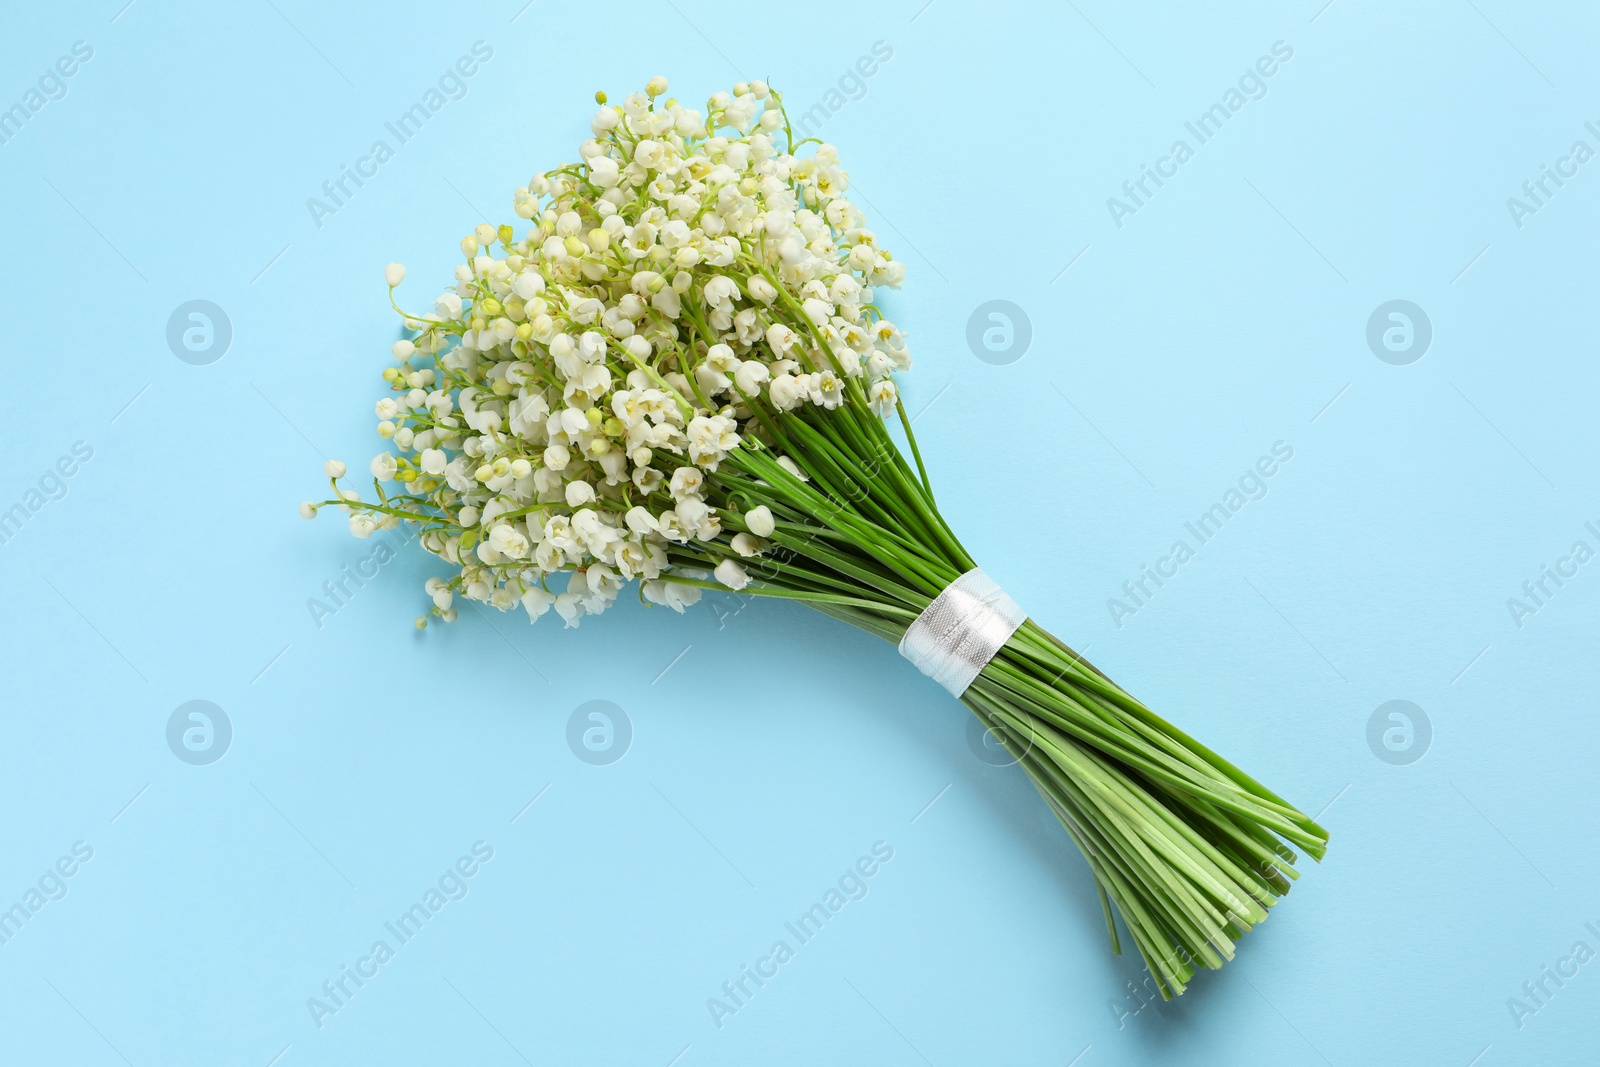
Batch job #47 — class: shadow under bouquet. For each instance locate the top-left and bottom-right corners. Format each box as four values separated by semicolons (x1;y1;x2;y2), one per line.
306;75;1328;997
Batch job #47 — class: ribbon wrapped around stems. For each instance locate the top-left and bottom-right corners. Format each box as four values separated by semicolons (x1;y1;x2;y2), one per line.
898;568;1027;698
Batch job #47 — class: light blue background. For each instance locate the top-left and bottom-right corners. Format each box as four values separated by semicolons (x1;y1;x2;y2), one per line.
1;1;1596;1064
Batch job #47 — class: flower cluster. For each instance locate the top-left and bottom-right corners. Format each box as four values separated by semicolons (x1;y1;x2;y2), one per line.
306;76;910;629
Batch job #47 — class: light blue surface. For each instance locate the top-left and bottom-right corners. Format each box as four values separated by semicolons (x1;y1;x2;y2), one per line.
1;2;1596;1064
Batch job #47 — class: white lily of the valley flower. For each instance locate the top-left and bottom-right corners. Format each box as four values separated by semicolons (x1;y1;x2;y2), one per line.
733;360;770;395
675;497;710;532
868;379;899;416
714;558;750;590
419;448;447;475
487;523;530;559
745;505;775;537
553;593;584;627
565;480;597;507
642;580;701;613
521;586;554;620
625;506;658;534
669;466;704;500
746;275;778;304
776;456;809;482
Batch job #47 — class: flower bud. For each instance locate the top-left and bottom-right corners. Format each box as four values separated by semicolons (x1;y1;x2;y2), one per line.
745;505;775;537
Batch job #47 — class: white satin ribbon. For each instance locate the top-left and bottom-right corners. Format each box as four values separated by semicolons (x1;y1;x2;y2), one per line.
898;568;1026;698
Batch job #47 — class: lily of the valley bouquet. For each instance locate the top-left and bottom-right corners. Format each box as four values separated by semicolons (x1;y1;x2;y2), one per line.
306;76;1328;997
